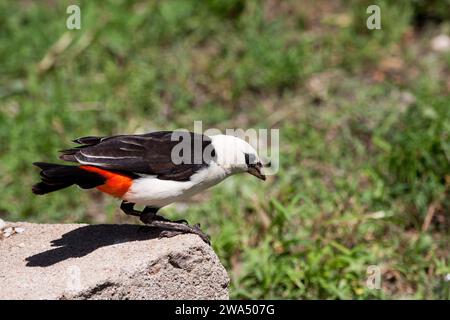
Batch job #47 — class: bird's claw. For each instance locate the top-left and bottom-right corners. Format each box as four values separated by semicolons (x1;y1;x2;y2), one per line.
152;221;210;245
189;223;210;244
158;230;182;239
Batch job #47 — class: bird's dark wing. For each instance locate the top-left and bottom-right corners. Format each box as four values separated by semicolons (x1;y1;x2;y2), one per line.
60;131;216;181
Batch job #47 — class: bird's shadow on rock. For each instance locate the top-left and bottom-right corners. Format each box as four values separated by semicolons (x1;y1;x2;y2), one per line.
25;224;162;267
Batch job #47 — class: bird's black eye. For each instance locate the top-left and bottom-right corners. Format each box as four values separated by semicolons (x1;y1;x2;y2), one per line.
244;153;256;166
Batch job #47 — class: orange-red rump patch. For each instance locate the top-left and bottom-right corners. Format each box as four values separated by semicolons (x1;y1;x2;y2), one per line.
80;165;133;198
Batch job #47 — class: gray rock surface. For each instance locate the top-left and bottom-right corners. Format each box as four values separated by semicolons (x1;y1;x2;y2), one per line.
0;221;229;300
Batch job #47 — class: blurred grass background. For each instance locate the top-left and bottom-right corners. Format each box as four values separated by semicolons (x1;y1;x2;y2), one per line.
0;0;449;299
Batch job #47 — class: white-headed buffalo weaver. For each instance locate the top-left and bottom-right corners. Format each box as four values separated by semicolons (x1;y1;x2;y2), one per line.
32;131;267;243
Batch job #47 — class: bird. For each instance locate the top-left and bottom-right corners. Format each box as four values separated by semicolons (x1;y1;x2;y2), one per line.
32;131;268;243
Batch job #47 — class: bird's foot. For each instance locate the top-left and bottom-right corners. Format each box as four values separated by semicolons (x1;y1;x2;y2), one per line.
140;213;187;224
154;215;188;224
172;219;189;224
137;207;207;243
139;212;160;224
147;220;211;245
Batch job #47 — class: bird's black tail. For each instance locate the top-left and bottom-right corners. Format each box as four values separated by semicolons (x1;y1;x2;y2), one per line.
32;162;105;195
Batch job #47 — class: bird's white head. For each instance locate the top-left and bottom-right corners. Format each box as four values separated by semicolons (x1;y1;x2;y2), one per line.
210;134;266;180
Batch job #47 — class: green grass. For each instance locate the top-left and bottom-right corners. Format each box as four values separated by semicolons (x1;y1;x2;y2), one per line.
0;0;449;299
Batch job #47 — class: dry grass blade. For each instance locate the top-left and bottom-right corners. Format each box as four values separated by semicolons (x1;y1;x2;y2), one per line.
37;32;74;74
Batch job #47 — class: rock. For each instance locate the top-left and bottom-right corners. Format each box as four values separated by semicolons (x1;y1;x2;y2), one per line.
2;227;13;238
14;227;25;234
0;222;229;300
0;218;5;230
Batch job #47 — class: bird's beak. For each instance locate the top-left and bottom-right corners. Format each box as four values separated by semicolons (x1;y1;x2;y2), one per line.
248;166;266;181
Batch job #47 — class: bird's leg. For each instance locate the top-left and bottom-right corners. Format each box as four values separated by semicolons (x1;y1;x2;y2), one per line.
120;201;141;217
141;206;188;224
140;206;210;245
120;202;163;224
121;202;185;223
139;206;161;224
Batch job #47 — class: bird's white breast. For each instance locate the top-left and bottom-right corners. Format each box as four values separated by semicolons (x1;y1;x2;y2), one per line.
123;163;228;207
